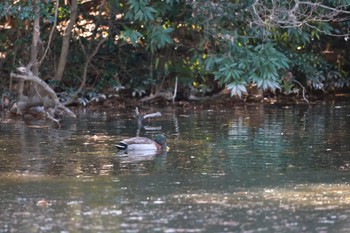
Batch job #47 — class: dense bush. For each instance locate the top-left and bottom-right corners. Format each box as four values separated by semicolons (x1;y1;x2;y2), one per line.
0;0;349;100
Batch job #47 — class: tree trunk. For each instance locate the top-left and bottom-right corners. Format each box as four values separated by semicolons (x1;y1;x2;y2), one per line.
54;0;78;81
31;4;40;76
17;1;41;99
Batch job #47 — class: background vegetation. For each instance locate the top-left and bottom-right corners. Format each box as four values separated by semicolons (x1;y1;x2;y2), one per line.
1;0;349;105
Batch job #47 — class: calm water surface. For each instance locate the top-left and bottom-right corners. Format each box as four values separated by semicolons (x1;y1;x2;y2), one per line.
1;103;350;232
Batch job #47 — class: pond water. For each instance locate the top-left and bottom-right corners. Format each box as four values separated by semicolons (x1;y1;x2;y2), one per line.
1;102;350;232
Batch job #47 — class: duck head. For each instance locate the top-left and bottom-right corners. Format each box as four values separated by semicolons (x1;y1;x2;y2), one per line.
154;134;167;149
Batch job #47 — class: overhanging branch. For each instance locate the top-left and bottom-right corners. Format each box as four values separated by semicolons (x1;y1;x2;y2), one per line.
251;0;350;35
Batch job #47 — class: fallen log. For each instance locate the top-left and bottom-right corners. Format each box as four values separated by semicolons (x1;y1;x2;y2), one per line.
10;66;76;123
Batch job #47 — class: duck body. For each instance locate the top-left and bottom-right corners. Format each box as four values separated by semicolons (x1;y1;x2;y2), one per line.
116;134;167;154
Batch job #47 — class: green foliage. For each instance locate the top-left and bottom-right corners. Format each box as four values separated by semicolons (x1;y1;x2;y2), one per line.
251;44;289;90
125;0;157;22
286;28;311;45
290;51;348;90
121;29;144;46
146;25;174;53
123;0;175;53
280;79;299;95
204;43;289;97
0;0;54;20
57;5;71;19
0;1;33;20
0;0;349;99
190;0;349;97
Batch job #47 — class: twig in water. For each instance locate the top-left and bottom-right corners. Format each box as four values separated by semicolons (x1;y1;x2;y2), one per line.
46;111;61;128
173;76;178;103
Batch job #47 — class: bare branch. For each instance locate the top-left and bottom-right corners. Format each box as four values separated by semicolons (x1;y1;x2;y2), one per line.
143;112;161;119
173;76;178;103
292;79;309;105
10;67;76;118
38;0;59;65
251;0;350;36
11;68;59;105
63;37;107;105
46;111;61;128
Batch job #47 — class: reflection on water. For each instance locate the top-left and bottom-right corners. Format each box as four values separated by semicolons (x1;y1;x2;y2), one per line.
1;103;350;232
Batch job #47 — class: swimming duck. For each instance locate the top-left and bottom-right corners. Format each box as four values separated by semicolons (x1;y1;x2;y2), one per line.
116;134;167;152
